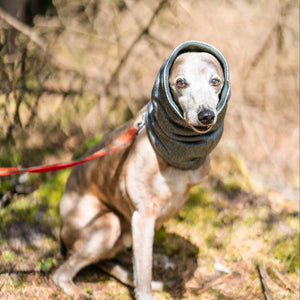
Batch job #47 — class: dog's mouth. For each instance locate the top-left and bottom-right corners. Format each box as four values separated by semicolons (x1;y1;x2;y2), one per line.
189;124;213;134
183;111;216;134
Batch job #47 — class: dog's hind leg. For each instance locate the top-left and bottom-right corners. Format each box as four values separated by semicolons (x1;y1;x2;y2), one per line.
99;261;164;291
53;251;95;299
54;209;123;299
100;260;134;287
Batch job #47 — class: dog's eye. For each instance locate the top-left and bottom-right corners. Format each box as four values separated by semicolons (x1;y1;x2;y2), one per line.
176;78;187;89
210;78;221;87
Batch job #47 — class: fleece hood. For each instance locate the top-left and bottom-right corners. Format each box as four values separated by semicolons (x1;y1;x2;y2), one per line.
145;40;231;170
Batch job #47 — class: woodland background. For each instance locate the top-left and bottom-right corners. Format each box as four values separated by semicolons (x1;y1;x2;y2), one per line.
0;0;299;299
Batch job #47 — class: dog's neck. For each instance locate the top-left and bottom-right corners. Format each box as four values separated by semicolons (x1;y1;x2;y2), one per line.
145;98;226;170
145;41;231;170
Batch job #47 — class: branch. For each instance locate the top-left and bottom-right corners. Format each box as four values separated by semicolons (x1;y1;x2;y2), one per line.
24;87;82;97
270;267;298;293
105;0;169;93
244;25;276;79
257;264;272;300
0;263;16;291
24;92;41;129
189;273;232;294
0;8;47;51
0;8;94;81
243;1;293;79
0;268;42;275
147;32;173;49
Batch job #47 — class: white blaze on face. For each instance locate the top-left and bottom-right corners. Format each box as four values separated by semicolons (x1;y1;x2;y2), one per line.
169;52;224;128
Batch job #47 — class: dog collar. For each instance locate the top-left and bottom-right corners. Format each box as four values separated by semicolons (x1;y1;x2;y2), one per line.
145;40;231;170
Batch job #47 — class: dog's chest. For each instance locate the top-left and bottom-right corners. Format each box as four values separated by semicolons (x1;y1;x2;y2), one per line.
150;168;191;226
124;131;210;225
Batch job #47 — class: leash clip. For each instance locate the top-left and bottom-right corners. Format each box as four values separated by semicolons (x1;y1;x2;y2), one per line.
137;112;146;135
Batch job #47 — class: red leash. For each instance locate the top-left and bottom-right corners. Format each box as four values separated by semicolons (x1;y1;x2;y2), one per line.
0;125;141;177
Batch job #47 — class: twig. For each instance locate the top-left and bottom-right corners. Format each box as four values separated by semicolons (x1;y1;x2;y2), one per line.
245;25;276;76
243;1;293;80
0;268;43;276
105;0;169;93
147;33;173;49
0;8;47;51
189;273;232;294
0;8;93;80
24;92;42;129
285;254;296;273
270;267;298;293
257;264;272;300
253;123;280;176
0;263;16;291
24;87;82;97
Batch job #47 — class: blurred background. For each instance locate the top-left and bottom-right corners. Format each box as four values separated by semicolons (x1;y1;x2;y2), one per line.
0;0;299;299
0;0;299;200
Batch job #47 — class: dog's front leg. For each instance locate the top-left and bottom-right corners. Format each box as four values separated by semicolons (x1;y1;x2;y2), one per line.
132;211;155;300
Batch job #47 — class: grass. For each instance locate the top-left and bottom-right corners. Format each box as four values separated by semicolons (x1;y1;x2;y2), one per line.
0;1;298;298
1;148;298;299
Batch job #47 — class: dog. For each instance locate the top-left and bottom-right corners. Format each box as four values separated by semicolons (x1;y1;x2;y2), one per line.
53;41;230;300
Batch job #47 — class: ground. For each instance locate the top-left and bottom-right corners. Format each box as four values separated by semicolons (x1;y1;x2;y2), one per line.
0;0;299;299
0;146;298;299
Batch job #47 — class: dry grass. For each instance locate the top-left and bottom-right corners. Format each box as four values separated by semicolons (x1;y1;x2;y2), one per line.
0;165;298;299
0;0;299;299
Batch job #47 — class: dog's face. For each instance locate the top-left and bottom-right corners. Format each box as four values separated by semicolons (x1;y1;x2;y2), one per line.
169;52;224;133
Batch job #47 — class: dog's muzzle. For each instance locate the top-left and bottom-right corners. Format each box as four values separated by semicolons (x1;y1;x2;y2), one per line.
198;109;215;126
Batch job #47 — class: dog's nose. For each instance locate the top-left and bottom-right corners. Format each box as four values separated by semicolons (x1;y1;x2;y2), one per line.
198;109;215;125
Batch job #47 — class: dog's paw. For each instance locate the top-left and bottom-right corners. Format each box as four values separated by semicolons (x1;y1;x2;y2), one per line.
151;280;163;291
135;291;153;300
53;271;93;300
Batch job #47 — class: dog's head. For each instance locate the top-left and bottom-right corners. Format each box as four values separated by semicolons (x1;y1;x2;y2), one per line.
169;52;224;133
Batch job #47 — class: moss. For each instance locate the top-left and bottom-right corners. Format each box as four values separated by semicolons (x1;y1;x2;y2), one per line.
175;185;217;226
34;169;71;228
205;233;224;249
1;250;17;264
13;274;27;289
0;197;39;231
212;292;234;300
104;291;129;299
0;179;12;194
99;276;112;283
156;291;172;298
85;287;93;295
187;185;213;208
155;227;198;257
270;234;300;273
154;227;169;244
211;150;253;196
212;208;239;227
240;210;257;226
154;230;181;256
118;292;131;300
217;180;242;198
56;94;97;129
0;149;22;167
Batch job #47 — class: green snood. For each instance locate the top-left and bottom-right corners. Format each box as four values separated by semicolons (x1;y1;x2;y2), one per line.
145;40;231;170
